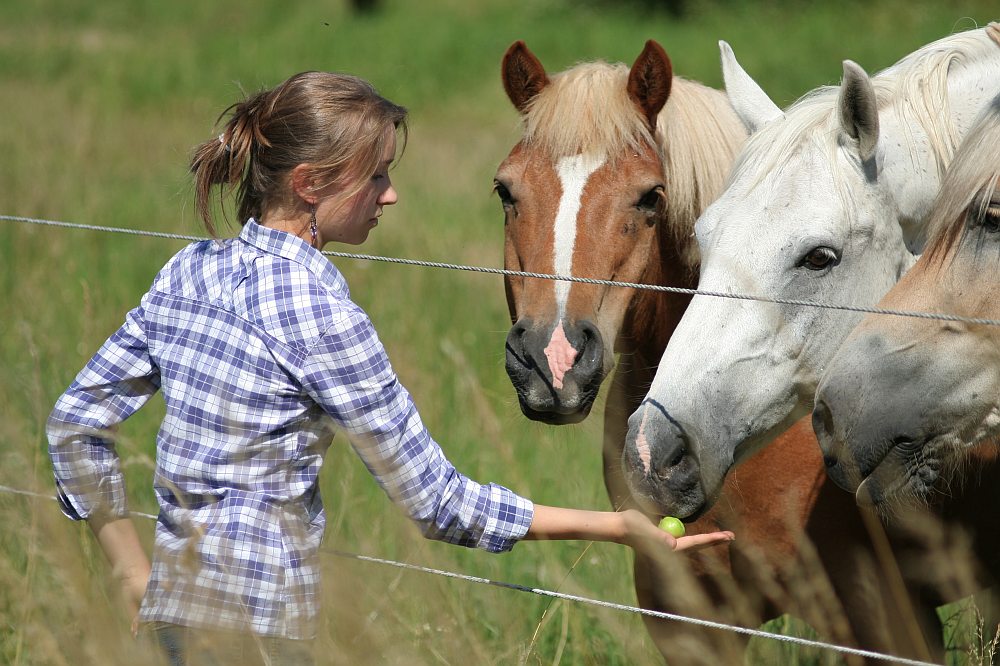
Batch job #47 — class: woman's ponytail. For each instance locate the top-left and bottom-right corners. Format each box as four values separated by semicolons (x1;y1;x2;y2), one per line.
190;90;272;237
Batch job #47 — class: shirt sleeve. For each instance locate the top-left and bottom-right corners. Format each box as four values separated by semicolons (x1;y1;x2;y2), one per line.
47;301;161;521
300;307;533;553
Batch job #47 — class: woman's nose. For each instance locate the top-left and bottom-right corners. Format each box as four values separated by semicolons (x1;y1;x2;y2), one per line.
379;184;398;206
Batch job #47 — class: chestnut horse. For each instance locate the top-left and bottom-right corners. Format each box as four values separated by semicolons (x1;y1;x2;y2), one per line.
497;41;889;664
815;93;1000;650
816;90;1000;508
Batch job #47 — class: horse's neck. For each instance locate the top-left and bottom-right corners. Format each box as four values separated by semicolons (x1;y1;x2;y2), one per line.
879;33;1000;248
620;229;695;361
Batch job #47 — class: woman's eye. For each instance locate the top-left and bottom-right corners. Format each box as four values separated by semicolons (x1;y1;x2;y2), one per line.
635;186;665;214
798;246;839;271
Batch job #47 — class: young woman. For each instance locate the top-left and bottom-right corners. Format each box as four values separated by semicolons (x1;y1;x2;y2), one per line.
47;71;734;665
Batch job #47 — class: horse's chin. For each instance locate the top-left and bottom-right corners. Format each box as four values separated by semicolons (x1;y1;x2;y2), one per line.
518;400;592;425
854;448;943;511
513;377;603;425
624;473;710;521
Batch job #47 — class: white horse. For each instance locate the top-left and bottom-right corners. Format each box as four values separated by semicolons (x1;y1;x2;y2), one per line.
622;24;1000;519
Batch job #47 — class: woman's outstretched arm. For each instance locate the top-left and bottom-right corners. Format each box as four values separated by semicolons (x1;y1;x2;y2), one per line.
524;505;734;553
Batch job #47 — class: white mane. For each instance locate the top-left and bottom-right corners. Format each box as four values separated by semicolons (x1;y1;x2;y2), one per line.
729;27;996;190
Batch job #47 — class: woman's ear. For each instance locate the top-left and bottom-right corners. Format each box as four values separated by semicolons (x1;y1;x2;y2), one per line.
291;164;319;205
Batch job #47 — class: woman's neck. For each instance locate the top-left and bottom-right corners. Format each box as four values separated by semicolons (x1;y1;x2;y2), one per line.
259;206;314;247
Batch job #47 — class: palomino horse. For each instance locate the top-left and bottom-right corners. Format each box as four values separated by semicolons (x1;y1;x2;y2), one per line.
623;24;1000;661
815;94;1000;605
498;41;883;664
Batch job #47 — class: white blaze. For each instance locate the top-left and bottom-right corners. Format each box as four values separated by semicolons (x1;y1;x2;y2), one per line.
543;153;605;390
552;153;605;318
636;404;652;475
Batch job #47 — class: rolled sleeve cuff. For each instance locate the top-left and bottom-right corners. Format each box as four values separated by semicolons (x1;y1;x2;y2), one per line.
478;484;534;553
55;474;130;522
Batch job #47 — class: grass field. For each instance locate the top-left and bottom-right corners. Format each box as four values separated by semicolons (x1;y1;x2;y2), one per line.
1;0;998;664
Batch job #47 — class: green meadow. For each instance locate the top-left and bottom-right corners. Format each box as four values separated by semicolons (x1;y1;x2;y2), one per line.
1;0;997;663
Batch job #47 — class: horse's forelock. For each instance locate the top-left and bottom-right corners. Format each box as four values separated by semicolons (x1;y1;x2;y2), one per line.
924;100;1000;261
522;62;747;269
522;62;653;161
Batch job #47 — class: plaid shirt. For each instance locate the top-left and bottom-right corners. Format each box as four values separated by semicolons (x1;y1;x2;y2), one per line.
47;219;534;639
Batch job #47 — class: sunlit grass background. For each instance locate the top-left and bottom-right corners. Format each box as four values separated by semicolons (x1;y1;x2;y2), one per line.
1;0;997;663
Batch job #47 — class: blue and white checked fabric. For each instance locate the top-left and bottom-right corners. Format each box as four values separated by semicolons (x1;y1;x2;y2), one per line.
47;219;534;639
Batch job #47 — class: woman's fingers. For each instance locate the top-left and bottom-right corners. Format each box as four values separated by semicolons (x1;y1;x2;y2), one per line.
672;530;735;552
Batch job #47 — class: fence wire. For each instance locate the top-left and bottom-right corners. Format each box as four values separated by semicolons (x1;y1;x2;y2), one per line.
0;483;945;666
4;213;1000;328
0;212;970;664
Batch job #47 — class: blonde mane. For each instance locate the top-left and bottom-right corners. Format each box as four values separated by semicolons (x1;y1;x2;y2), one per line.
730;26;996;190
925;94;1000;257
520;60;746;268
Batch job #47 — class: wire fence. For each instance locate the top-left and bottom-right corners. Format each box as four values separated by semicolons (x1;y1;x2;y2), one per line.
4;213;1000;328
0;212;971;664
0;483;945;666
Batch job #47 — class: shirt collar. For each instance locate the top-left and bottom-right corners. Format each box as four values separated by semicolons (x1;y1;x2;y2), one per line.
238;219;350;298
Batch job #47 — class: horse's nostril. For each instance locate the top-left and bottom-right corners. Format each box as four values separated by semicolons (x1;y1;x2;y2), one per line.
823;455;838;469
890;435;919;454
573;321;604;372
669;450;685;468
812;399;835;441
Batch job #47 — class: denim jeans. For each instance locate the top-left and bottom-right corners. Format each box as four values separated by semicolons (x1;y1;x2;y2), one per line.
146;622;315;666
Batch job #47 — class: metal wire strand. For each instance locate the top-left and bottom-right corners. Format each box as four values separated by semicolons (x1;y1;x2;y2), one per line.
4;213;1000;328
0;483;943;666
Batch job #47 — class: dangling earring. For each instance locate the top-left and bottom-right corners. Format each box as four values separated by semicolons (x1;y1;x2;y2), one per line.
309;204;318;247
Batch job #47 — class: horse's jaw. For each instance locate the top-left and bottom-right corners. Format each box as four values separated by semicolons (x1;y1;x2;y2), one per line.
816;326;1000;510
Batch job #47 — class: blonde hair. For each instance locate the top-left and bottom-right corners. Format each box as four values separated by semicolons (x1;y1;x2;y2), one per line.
190;71;408;236
924;95;1000;259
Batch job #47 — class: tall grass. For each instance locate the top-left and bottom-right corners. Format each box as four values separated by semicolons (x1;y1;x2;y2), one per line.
1;0;997;663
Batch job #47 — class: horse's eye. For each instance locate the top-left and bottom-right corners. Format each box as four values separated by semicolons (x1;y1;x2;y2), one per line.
969;191;1000;234
798;246;839;271
494;180;516;209
635;186;665;219
981;202;1000;233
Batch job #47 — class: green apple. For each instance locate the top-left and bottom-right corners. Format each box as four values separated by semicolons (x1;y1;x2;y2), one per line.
658;516;685;538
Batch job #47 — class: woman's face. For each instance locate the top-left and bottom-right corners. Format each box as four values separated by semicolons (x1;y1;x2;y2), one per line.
315;126;398;246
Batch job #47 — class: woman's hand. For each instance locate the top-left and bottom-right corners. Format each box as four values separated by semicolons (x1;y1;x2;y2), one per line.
525;505;734;553
118;563;151;636
618;508;734;553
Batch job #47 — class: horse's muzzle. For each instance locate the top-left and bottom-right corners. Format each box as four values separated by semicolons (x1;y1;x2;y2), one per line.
622;400;707;518
504;317;605;424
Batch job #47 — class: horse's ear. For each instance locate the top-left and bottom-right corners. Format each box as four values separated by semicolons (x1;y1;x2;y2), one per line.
628;40;673;131
502;41;550;115
720;41;783;134
838;60;879;162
